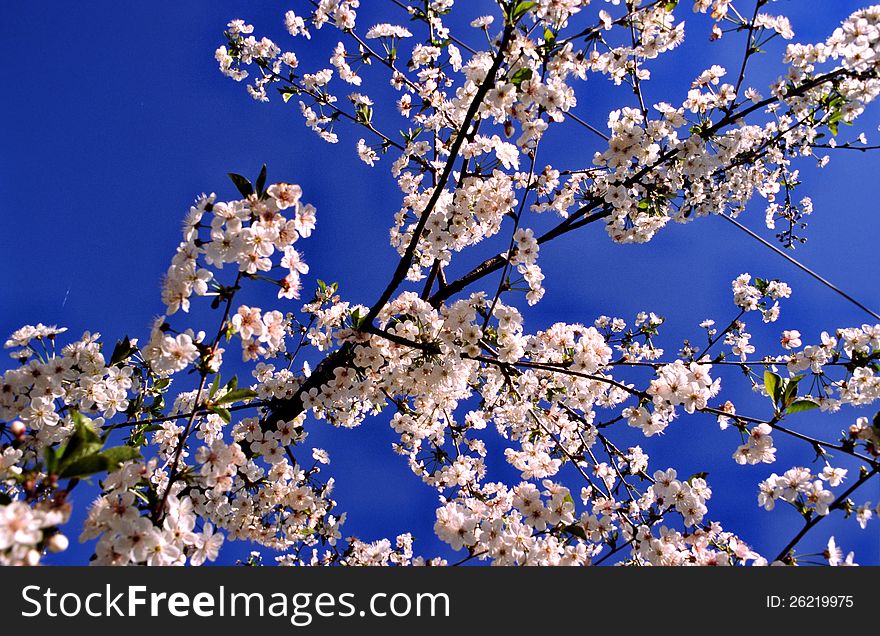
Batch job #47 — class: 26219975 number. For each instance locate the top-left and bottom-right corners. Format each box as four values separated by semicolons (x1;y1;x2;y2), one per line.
766;595;854;608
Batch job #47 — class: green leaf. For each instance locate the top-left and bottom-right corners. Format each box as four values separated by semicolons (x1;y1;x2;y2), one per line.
57;449;105;477
209;373;222;399
227;172;254;198
400;127;423;144
355;103;373;125
99;446;143;466
763;371;782;405
131;489;151;505
71;410;101;444
109;336;134;366
224;375;239;393
512;1;536;21
563;523;588;541
782;376;801;408
213;388;258;406
786;399;820;415
44;445;59;474
59;446;141;479
351;308;368;330
58;411;103;469
510;67;533;87
687;471;709;484
209;406;232;423
664;0;678;10
255;164;267;197
148;395;165;415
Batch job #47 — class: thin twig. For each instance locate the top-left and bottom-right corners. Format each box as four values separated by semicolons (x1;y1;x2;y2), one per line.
720;214;880;321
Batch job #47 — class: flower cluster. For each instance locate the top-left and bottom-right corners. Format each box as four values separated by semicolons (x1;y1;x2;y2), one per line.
731;273;792;322
0;500;69;566
758;466;842;515
626;360;721;436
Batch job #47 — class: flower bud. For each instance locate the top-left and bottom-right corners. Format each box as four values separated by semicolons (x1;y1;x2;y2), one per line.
26;549;41;566
10;420;26;438
47;533;69;553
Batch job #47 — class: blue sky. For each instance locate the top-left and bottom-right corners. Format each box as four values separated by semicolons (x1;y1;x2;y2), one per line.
3;1;879;565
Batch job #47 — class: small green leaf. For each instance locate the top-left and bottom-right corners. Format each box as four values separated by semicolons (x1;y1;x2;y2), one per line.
687;471;709;484
214;388;258;406
786;399;820;415
351;308;369;330
210;406;232;423
872;410;880;437
512;1;536;21
131;489;151;505
58;411;104;468
209;373;222;399
148;395;165;415
255;164;267;197
763;371;782;405
227;172;254;198
44;446;59;474
782;376;801;408
563;523;588;541
224;375;239;393
109;336;134;366
510;67;533;87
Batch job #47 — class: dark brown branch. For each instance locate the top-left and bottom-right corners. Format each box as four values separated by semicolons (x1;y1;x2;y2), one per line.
774;465;880;563
361;24;515;327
